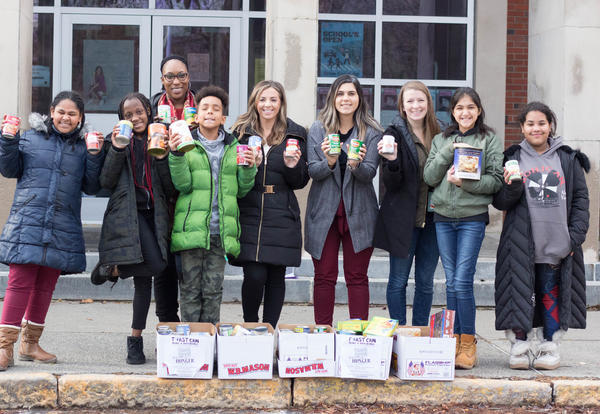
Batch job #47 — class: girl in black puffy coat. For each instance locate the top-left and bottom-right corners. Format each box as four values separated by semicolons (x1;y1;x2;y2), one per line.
231;80;309;328
493;102;589;371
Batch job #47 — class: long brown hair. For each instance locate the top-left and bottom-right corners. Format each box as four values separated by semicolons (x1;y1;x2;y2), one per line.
318;74;382;139
397;81;440;151
232;80;287;146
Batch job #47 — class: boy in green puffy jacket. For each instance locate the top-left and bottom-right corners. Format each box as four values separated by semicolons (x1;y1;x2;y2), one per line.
168;86;257;323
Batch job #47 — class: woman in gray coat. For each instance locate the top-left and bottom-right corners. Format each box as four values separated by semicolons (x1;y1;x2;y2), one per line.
305;74;382;325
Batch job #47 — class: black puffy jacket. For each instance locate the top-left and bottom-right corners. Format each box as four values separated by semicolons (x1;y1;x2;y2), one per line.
231;119;309;267
493;143;590;332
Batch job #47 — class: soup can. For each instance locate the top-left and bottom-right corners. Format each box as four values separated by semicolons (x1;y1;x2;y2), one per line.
347;139;363;160
157;105;171;124
237;144;249;166
328;133;341;155
285;138;299;158
170;120;195;152
294;326;311;333
85;131;101;154
505;160;522;182
219;324;233;336
176;323;190;336
157;325;172;335
381;134;395;154
248;135;262;151
2;115;20;138
147;123;168;157
184;107;197;125
114;120;133;146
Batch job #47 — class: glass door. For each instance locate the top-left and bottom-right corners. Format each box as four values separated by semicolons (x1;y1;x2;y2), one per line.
61;14;151;135
151;17;241;128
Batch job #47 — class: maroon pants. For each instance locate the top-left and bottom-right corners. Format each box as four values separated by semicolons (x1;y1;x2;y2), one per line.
312;203;373;325
1;264;60;327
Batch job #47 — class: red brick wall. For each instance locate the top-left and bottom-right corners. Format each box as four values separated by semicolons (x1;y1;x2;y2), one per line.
504;0;529;148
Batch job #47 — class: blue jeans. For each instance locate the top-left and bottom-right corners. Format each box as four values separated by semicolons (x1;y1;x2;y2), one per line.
435;221;486;335
386;222;439;326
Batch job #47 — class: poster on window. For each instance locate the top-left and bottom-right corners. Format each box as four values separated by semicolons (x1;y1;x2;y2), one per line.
320;22;363;78
83;39;134;112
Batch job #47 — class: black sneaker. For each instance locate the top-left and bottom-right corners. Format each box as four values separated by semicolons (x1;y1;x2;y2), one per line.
126;336;146;365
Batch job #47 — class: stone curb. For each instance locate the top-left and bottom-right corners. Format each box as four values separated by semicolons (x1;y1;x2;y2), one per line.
553;380;600;407
293;377;552;407
0;372;57;409
58;374;291;409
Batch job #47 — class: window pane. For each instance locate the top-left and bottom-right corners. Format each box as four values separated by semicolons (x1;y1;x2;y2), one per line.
250;0;265;11
383;0;467;17
316;84;374;118
34;0;54;6
32;13;54;114
62;0;148;6
318;21;375;78
163;26;230;94
380;86;455;127
319;0;375;14
72;24;140;113
155;0;241;10
382;22;466;80
248;18;265;97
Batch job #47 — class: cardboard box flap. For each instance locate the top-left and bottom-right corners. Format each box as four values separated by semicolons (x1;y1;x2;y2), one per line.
156;322;216;335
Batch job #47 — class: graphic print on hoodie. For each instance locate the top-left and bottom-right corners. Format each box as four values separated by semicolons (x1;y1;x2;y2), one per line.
519;136;570;265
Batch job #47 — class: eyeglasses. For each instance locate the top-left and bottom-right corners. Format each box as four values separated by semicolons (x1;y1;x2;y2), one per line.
162;72;189;82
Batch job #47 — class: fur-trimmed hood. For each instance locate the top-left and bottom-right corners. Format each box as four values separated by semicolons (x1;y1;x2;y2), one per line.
28;112;88;139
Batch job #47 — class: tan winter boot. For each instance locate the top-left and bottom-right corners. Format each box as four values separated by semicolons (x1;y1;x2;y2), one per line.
0;325;21;371
18;320;57;363
454;334;461;357
455;334;477;369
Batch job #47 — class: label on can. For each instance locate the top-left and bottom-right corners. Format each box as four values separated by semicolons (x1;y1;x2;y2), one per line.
328;134;341;155
381;135;395;154
85;131;101;154
170;120;195;152
157;105;171;124
147;123;168;157
505;160;522;182
114;120;133;146
314;326;327;333
347;139;363;160
237;144;249;166
2;115;20;138
219;324;233;336
248;135;262;150
157;325;172;335
176;324;190;336
184;107;197;125
285;138;299;158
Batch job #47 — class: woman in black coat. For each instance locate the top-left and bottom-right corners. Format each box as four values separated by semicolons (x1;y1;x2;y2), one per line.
92;93;176;365
231;80;309;327
493;102;589;371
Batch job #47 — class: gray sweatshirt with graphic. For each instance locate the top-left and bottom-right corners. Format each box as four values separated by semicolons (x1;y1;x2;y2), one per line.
197;129;225;235
519;136;570;264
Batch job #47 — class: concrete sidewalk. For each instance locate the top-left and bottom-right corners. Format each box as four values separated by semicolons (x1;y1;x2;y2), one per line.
0;301;599;410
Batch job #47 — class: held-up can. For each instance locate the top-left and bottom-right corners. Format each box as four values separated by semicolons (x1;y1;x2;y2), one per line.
114;120;133;146
157;105;171;124
184;107;197;126
285;138;299;158
2;115;20;138
248;135;262;151
328;133;341;155
505;160;522;182
170;120;195;152
237;144;249;166
85;131;101;154
381;134;395;154
147;123;168;157
347;138;363;160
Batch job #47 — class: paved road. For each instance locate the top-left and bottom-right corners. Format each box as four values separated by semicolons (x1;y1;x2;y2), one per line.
0;301;598;379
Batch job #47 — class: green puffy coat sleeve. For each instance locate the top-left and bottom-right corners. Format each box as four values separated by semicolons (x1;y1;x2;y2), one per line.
168;152;193;194
424;133;454;188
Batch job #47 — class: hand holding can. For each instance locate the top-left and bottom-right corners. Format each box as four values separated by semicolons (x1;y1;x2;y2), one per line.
2;115;20;139
157;105;171;124
85;131;102;154
113;120;133;147
148;123;168;157
378;135;397;161
237;144;249;166
504;160;522;184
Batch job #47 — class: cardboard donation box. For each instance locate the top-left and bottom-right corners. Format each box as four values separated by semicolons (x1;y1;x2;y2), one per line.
391;326;456;381
277;324;335;378
335;334;394;380
216;323;274;380
156;322;215;379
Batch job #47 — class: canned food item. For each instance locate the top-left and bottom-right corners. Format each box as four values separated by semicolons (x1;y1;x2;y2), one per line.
170;120;195;152
147;123;168;157
114;120;133;146
219;324;233;336
347;139;363;160
252;326;268;335
339;329;357;335
237;144;249;166
328;134;341;155
294;326;311;333
505;160;522;182
248;135;262;151
2;115;20;138
285;138;299;158
176;323;190;336
314;326;327;333
157;325;171;335
184;107;197;126
381;134;395;154
157;105;171;124
85;131;101;154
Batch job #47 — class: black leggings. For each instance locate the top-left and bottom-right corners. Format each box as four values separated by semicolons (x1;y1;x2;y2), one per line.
241;262;286;328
